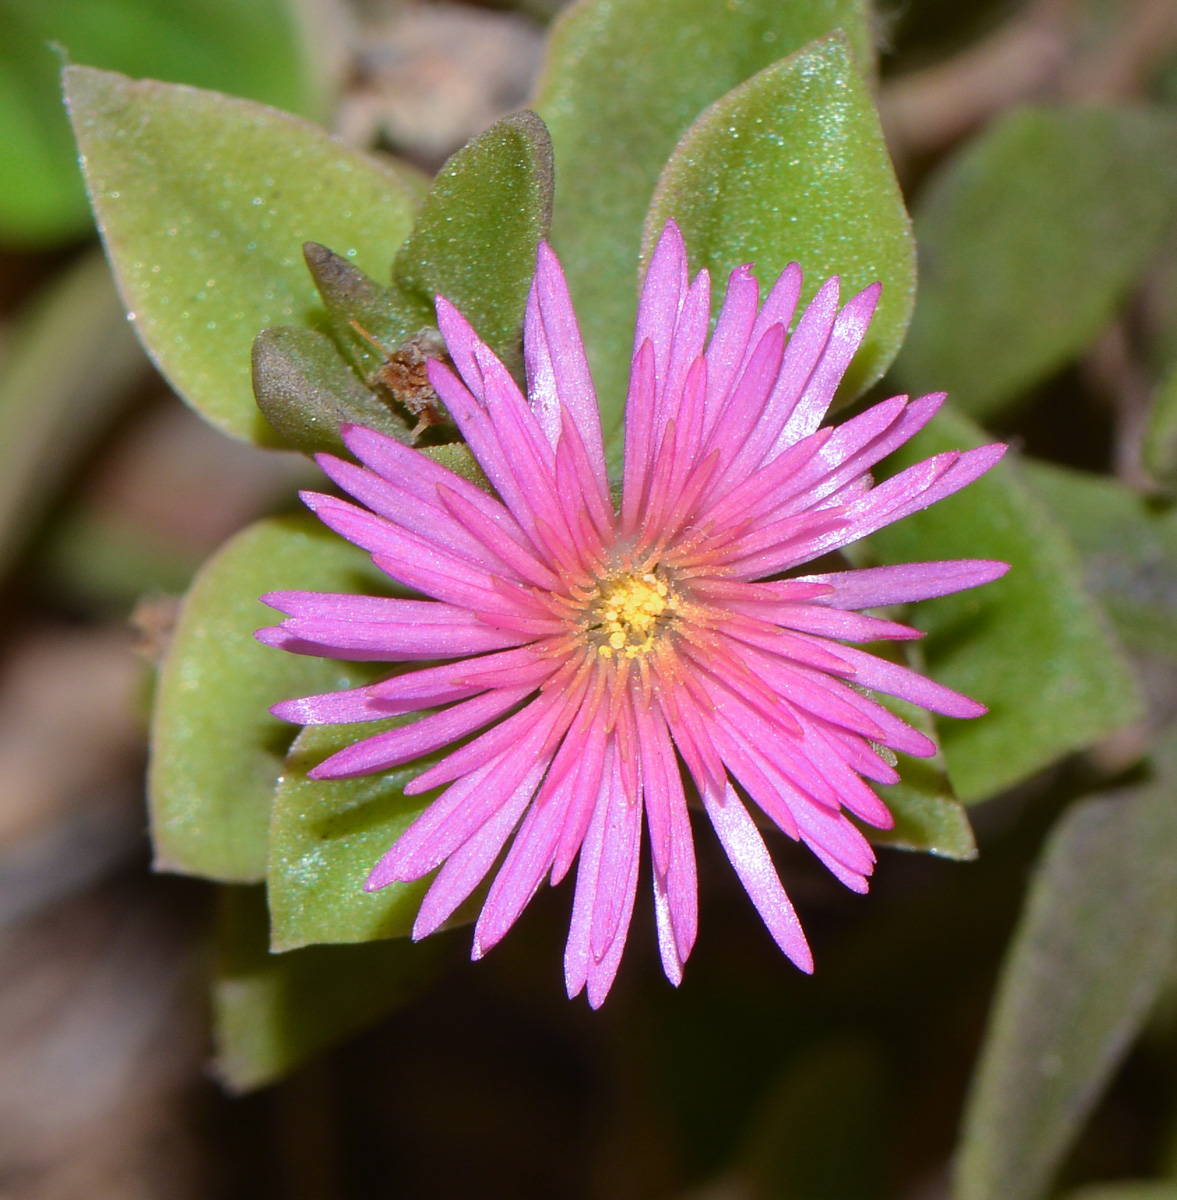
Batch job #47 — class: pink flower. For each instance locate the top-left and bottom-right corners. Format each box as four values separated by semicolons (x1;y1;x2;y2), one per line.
259;221;1007;1006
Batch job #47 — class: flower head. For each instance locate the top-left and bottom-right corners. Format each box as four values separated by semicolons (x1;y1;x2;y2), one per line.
259;222;1007;1006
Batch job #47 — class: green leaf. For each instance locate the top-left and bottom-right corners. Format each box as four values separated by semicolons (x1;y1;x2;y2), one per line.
644;34;914;408
149;514;388;882
0;0;337;245
894;105;1177;419
872;668;976;860
0;247;148;579
301;241;428;381
952;730;1177;1200
851;642;977;859
1145;364;1177;488
393;110;554;365
536;0;874;435
268;720;436;951
872;785;975;859
64;66;424;443
252;325;412;455
1022;460;1177;661
868;408;1143;803
213;885;436;1092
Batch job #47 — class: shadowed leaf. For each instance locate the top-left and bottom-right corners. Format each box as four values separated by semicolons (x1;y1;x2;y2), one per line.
895;106;1177;419
213;885;437;1092
953;730;1177;1200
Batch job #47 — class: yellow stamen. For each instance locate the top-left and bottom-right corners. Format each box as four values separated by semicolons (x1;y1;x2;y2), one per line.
588;569;679;659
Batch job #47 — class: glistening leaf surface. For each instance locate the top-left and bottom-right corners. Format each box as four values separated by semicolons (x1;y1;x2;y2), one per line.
65;66;423;442
869;410;1142;803
895;106;1177;419
149;515;387;882
535;0;873;434
645;35;914;409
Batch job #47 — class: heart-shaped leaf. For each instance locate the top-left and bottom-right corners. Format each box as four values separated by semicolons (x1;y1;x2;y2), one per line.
393;109;554;366
267;720;436;951
0;0;336;245
252;325;412;455
302;241;430;380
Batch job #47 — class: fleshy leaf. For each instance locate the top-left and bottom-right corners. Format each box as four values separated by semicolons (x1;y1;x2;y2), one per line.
252;325;412;455
64;66;424;443
1023;460;1177;661
0;0;336;245
872;786;975;860
0;248;148;579
213;885;437;1092
535;0;873;434
393;110;554;365
952;730;1177;1200
895;106;1177;419
302;241;429;380
268;720;436;951
868;409;1143;803
149;515;388;882
644;34;914;408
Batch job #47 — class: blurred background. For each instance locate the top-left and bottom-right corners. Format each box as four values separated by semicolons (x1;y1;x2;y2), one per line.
3;0;1177;1197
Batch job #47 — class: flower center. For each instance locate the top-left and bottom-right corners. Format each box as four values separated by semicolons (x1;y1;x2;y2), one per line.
589;570;679;660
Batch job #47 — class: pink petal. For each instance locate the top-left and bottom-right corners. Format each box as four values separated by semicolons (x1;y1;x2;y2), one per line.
308;685;532;779
703;265;760;439
472;769;572;957
435;295;486;399
564;741;614;1000
524;242;609;491
798;559;1010;609
634;221;688;404
819;641;989;719
774;282;881;449
701;782;813;972
411;760;547;939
